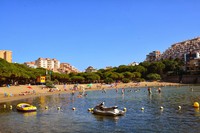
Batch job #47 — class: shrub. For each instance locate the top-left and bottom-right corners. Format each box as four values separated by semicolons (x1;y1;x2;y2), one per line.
122;78;130;83
146;73;161;81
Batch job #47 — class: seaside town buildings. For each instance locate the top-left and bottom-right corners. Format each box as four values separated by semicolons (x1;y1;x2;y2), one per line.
161;37;200;61
146;37;200;72
2;36;200;74
35;58;60;71
58;63;80;74
0;50;12;63
146;51;161;62
128;62;139;66
24;58;80;73
85;66;97;73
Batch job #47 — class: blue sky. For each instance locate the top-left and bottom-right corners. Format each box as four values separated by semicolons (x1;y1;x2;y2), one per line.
0;0;200;71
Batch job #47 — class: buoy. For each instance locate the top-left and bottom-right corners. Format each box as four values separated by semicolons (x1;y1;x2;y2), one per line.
45;106;48;110
123;108;127;112
178;106;181;110
72;107;76;110
3;104;6;108
91;108;94;111
160;106;164;110
193;102;199;108
141;107;144;110
57;107;61;110
88;108;91;111
10;105;12;109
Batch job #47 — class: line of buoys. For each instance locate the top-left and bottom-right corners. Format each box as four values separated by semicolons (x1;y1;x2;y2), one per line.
193;102;199;108
88;108;93;112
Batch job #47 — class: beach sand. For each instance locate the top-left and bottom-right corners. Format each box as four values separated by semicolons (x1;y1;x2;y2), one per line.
0;81;183;103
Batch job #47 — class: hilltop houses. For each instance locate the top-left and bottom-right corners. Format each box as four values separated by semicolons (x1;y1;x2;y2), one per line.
85;66;97;73
146;37;200;72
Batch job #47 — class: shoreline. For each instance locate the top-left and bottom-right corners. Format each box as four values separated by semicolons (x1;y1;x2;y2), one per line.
0;81;185;104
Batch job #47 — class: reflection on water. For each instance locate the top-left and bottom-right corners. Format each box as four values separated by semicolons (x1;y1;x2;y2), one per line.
0;86;200;133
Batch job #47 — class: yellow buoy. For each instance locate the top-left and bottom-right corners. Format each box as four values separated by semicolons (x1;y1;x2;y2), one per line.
193;102;199;108
10;105;13;109
123;108;127;112
45;106;48;110
57;107;61;110
4;104;6;108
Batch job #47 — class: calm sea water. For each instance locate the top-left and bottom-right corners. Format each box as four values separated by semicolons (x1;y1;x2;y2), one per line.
0;86;200;133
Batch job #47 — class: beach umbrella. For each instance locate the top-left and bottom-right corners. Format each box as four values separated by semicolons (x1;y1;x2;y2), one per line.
27;86;32;89
87;84;92;87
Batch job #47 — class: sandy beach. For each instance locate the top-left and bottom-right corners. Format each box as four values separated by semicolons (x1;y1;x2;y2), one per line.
0;81;183;103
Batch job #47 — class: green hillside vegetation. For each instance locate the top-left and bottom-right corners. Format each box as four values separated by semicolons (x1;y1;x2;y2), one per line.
0;58;183;86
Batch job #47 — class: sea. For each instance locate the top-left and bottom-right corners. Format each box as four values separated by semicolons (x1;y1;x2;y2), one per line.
0;85;200;133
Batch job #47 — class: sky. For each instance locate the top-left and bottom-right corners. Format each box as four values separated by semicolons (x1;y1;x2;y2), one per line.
0;0;200;71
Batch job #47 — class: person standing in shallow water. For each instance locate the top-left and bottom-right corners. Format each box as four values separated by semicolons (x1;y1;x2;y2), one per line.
148;87;152;94
121;88;125;94
158;87;161;93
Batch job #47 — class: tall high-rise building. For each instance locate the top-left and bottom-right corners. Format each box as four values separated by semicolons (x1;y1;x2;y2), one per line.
0;50;12;63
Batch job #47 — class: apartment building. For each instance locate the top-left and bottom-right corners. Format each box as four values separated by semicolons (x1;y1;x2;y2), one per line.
85;66;97;73
146;51;161;62
58;63;80;74
0;50;12;63
35;58;60;71
24;62;37;68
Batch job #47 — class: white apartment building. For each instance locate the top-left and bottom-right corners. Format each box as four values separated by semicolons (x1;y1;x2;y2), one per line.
35;58;60;71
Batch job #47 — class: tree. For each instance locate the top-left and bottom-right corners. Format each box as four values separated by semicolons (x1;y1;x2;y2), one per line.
146;73;161;81
122;78;130;83
123;72;133;79
70;76;85;83
84;73;100;83
104;77;114;84
148;62;165;75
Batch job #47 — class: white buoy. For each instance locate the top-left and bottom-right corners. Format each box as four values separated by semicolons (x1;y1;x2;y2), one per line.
72;107;76;110
123;108;127;112
178;106;181;110
141;107;144;110
57;107;61;110
160;106;164;110
45;106;48;110
10;105;12;109
3;104;6;108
